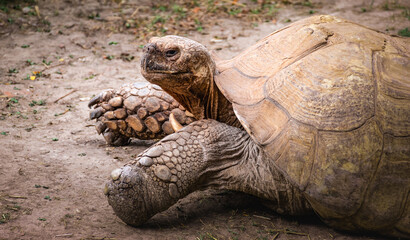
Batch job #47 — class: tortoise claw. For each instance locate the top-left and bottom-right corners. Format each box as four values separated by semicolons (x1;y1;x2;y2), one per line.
88;89;114;108
169;113;183;132
88;93;103;108
90;107;105;120
103;130;130;146
95;121;107;134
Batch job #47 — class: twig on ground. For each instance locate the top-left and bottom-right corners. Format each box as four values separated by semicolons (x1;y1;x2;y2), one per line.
253;214;271;220
267;228;309;236
80;237;116;240
55;233;73;238
130;7;142;18
55;109;70;116
41;62;66;72
54;90;77;103
34;5;41;17
7;195;27;199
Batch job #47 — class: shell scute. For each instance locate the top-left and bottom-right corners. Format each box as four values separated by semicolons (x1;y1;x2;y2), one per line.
263;120;317;190
264;42;374;131
233;99;289;145
216;18;333;106
373;51;410;136
307;119;383;219
352;135;410;231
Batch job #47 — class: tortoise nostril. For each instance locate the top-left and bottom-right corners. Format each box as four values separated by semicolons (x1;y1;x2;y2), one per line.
145;43;156;53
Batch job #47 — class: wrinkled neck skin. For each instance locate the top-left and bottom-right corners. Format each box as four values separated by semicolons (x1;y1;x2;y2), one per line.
105;120;311;227
198;122;311;216
160;61;241;128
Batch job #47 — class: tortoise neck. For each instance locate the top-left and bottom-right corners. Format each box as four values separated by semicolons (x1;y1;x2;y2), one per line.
201;128;312;216
207;130;312;216
168;70;241;128
208;79;242;128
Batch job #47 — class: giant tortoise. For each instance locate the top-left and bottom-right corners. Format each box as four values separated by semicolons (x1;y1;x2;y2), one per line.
103;15;410;238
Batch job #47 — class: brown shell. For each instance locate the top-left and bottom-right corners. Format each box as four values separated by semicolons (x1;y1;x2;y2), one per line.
215;15;410;235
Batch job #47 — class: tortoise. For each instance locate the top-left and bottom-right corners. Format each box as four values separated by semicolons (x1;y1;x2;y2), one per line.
88;81;196;145
103;15;410;238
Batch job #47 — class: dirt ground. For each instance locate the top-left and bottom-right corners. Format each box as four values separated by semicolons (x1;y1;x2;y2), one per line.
0;0;409;239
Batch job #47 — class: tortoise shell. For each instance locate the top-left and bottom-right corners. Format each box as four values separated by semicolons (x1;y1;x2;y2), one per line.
215;15;410;233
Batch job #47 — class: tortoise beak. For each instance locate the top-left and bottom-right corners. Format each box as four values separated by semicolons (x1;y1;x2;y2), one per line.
141;43;156;73
141;43;171;74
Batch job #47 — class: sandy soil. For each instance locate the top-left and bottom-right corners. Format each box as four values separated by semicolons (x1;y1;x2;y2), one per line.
0;0;408;239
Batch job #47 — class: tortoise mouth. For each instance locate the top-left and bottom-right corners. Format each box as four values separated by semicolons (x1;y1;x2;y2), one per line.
141;67;192;80
141;59;191;77
144;70;191;75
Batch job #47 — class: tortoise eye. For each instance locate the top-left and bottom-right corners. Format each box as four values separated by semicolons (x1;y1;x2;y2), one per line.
165;49;178;58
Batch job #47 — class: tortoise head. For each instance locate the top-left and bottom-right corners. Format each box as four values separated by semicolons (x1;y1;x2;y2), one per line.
141;35;215;95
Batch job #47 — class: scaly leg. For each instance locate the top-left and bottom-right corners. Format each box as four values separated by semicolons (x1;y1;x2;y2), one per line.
104;119;311;226
89;81;196;145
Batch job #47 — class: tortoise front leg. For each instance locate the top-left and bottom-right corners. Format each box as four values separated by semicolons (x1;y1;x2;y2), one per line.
104;119;247;225
88;81;196;145
104;119;311;226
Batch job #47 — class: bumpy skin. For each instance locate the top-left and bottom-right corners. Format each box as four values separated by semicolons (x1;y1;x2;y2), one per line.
89;81;195;145
105;120;311;226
